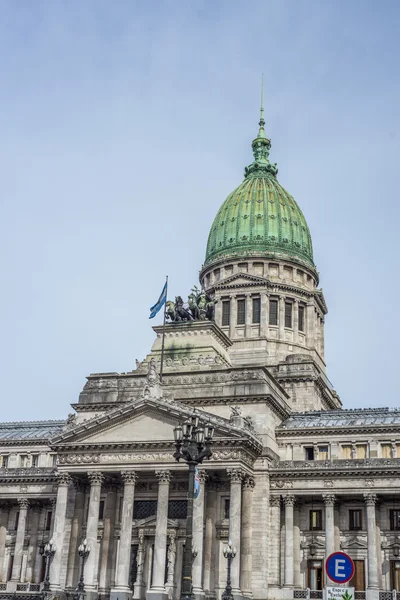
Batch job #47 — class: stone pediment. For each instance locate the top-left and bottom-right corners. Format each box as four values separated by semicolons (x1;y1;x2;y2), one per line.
50;395;259;449
341;537;368;550
133;515;179;529
213;272;269;289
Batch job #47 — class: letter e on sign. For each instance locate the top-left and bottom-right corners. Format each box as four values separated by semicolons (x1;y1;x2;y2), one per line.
326;552;355;584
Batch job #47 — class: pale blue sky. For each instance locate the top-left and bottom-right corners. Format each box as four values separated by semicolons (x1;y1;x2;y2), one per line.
1;0;399;421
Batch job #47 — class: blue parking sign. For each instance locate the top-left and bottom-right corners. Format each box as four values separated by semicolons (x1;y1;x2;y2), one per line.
326;552;355;584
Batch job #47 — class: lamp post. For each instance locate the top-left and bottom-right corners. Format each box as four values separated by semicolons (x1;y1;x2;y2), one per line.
74;539;90;600
39;540;55;599
222;540;236;600
173;416;214;600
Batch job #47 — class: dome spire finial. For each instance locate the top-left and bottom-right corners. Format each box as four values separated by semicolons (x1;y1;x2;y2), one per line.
257;73;267;139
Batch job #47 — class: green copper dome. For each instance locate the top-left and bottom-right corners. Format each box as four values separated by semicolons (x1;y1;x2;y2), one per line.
205;99;315;271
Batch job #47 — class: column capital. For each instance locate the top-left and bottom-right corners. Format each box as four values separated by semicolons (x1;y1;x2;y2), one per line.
364;493;378;506
227;468;245;483
87;471;104;486
197;468;208;484
121;470;138;485
270;496;281;508
323;494;336;507
49;497;57;508
55;472;72;486
283;494;295;507
155;469;172;483
243;475;255;490
17;498;29;509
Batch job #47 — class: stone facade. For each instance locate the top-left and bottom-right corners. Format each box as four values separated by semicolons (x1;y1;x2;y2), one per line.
1;112;398;600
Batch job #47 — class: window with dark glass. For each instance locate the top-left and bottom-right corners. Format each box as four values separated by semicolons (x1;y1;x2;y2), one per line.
310;509;322;530
98;500;105;520
31;455;38;468
349;509;362;530
298;304;305;332
222;300;231;326
45;511;52;531
285;302;293;328
15;512;19;530
133;500;158;519
252;298;261;324
390;510;400;531
168;500;187;519
224;499;230;519
1;455;8;469
305;447;315;461
269;299;278;325
237;299;246;325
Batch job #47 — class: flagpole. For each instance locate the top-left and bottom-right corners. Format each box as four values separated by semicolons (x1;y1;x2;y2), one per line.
159;275;168;384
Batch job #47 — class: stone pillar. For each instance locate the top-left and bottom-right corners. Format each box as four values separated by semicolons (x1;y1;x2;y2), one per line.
230;295;237;339
365;494;379;591
203;481;218;593
84;472;104;599
111;471;137;600
147;470;171;600
49;473;71;590
306;304;315;349
0;503;10;582
279;296;285;339
215;297;222;328
323;495;335;584
240;476;254;597
25;504;41;582
99;484;118;593
293;299;299;342
227;468;244;597
260;293;268;338
11;498;29;582
66;481;87;588
269;497;281;587
192;470;207;599
283;495;295;588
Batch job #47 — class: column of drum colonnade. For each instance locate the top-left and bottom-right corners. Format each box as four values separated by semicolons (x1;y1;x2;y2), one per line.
272;493;381;594
44;467;256;600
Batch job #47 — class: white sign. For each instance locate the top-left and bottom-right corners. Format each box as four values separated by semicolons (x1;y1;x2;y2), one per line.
325;586;355;600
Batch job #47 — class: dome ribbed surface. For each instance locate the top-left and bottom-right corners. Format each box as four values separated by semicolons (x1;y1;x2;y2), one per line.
205;172;315;269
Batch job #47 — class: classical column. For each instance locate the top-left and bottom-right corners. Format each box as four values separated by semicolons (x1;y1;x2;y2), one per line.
283;495;295;588
84;472;104;598
306;304;315;349
99;484;118;593
192;469;207;598
11;498;29;582
25;504;41;582
111;471;137;600
227;468;244;596
364;493;379;590
279;296;285;339
269;497;281;587
148;470;171;599
240;476;255;597
0;502;10;582
203;480;218;593
49;473;71;590
260;293;268;338
66;481;87;588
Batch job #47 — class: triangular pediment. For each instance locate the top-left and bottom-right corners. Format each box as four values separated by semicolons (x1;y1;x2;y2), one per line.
214;272;269;289
341;538;368;550
51;395;257;448
134;515;179;528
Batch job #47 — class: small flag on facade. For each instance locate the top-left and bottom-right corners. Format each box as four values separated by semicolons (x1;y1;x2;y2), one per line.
149;281;168;319
194;467;201;499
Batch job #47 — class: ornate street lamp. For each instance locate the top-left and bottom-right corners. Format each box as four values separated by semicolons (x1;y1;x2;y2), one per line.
74;539;90;600
173;416;214;600
39;539;55;598
222;540;236;600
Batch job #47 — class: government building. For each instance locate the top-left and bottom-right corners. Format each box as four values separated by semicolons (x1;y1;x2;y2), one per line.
1;104;399;600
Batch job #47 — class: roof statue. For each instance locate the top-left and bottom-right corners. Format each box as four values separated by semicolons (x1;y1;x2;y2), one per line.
166;286;216;323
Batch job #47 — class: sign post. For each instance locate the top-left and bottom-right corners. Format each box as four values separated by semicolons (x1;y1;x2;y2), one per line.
325;552;355;600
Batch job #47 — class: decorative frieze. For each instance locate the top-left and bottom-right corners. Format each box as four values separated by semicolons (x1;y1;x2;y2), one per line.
58;454;100;465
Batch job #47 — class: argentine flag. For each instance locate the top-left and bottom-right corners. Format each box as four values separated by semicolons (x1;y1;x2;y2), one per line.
149;281;168;319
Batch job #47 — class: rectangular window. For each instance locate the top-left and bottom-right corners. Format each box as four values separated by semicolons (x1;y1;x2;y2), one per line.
269;299;278;325
305;447;315;461
382;444;392;458
318;446;329;460
349;509;362;531
15;512;19;530
308;560;324;590
20;455;29;468
45;511;52;531
310;509;322;530
298;305;305;332
285;302;293;328
98;500;105;520
391;561;400;591
31;455;38;468
118;497;123;522
222;300;231;326
0;455;8;469
342;445;352;459
252;298;261;324
390;510;400;531
350;560;365;591
224;498;230;519
237;299;246;325
356;445;367;459
52;455;57;467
